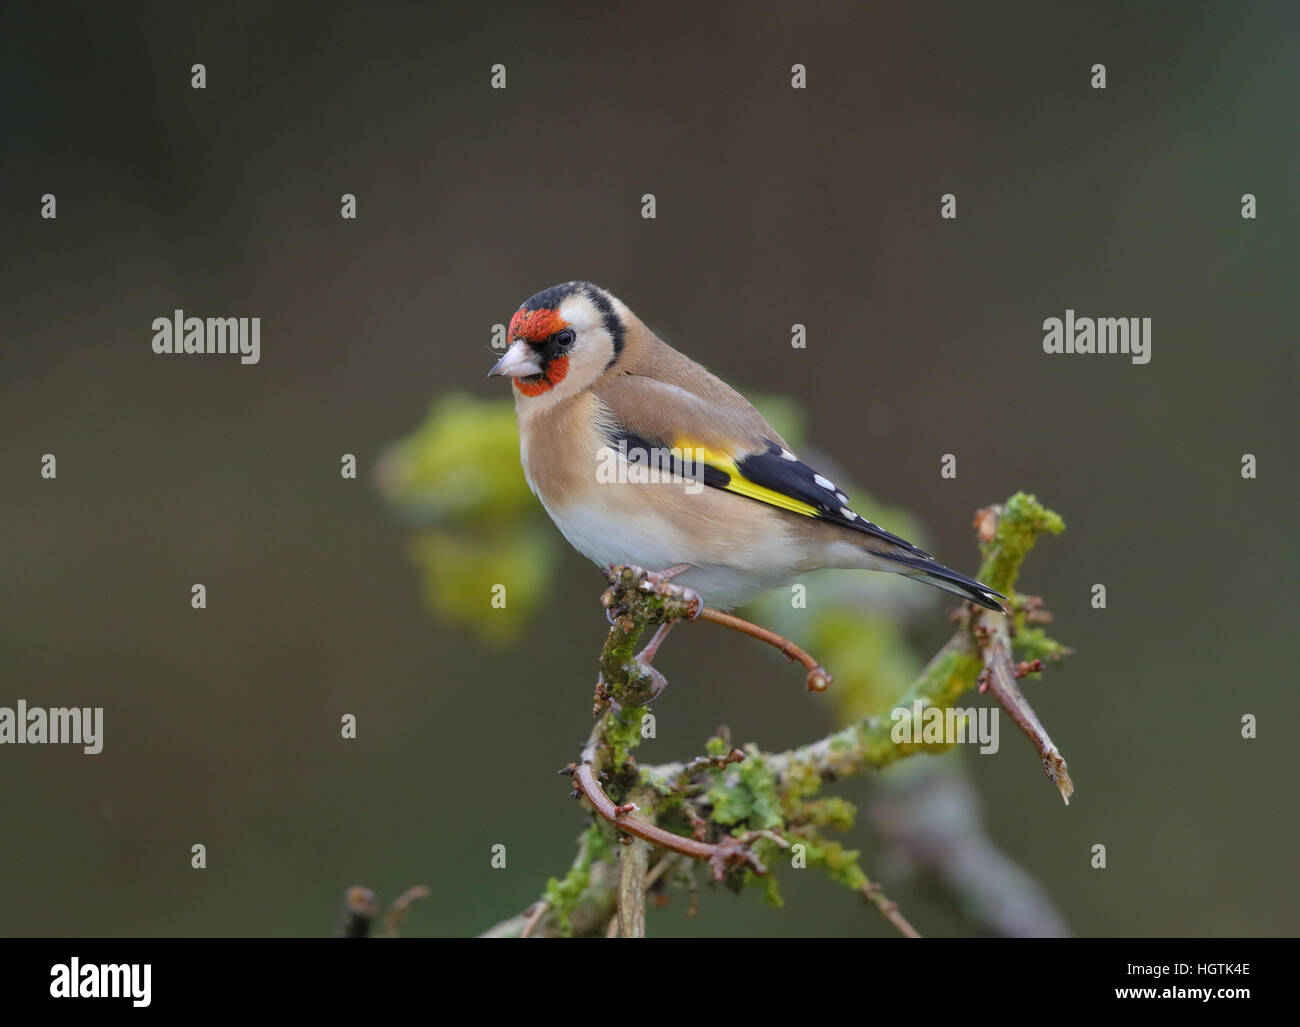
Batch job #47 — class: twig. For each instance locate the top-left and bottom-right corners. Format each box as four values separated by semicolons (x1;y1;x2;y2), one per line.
671;747;747;791
645;853;676;890
601;565;832;694
976;622;1073;804
865;761;1071;937
696;607;833;692
382;885;431;938
859;880;922;939
573;737;767;881
967;496;1074;802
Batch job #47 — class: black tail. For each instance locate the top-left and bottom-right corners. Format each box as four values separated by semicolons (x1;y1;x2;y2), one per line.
881;552;1007;612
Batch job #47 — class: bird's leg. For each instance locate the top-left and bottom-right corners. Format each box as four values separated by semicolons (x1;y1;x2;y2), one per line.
638;563;702;621
599;563;701;710
612;624;675;710
644;562;693;584
636;622;675;666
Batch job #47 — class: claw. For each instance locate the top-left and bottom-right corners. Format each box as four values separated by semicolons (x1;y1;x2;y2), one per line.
619;659;668;707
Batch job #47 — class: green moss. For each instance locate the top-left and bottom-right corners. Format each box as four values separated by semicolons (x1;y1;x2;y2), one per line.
1013;626;1072;665
708;747;783;831
792;796;858;832
605;705;646;769
783;832;867;891
977;492;1065;595
856;647;981;766
543;826;611;937
780;758;824;804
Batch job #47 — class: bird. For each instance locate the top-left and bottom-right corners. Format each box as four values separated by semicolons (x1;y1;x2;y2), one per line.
488;281;1006;626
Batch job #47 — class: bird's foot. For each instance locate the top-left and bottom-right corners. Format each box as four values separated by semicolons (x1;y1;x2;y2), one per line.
603;659;668;713
637;566;702;620
643;562;693;584
624;659;668;708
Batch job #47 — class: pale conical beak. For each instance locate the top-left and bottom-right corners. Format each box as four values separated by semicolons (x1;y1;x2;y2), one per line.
488;340;544;378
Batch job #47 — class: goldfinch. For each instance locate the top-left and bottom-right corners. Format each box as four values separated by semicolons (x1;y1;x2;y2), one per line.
488;281;1006;614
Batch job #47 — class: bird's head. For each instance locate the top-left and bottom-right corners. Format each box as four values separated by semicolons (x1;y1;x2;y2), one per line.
488;282;627;400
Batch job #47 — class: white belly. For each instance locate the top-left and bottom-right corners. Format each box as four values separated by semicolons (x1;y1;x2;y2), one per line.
536;486;808;610
518;409;813;609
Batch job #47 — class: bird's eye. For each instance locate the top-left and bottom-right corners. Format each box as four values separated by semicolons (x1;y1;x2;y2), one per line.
553;328;575;348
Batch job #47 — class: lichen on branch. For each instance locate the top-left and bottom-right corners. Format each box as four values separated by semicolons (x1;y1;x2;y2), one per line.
484;492;1073;939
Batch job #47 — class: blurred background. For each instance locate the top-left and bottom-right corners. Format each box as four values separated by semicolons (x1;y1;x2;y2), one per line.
0;1;1295;937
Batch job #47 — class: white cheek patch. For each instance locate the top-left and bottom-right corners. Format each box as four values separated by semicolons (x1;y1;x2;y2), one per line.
557;297;596;333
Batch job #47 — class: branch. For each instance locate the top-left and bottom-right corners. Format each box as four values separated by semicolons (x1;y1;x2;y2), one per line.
337;883;429;939
494;492;1072;938
382;885;431;938
573;735;768;881
969;495;1072;801
976;621;1073;803
859;880;922;939
616;837;650;938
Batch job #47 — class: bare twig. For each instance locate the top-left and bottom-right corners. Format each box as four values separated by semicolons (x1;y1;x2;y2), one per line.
382;885;431;938
696;607;833;692
674;747;747;785
865;761;1071;936
859;879;922;939
645;853;676;890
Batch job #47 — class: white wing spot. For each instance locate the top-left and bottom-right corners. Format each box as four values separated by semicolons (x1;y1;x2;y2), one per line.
780;448;798;461
840;506;857;520
835;491;848;503
813;473;836;491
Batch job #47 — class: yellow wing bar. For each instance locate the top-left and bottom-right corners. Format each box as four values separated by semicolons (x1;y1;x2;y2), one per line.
677;441;821;518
